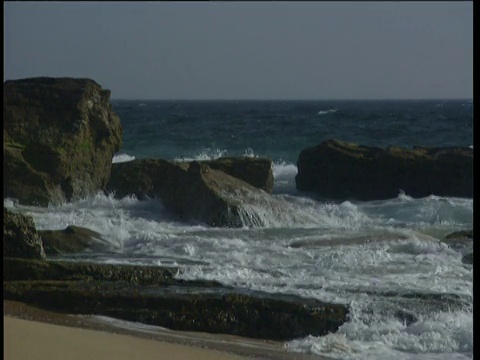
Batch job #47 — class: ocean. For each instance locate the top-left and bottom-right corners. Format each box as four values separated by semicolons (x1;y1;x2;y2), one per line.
4;99;473;359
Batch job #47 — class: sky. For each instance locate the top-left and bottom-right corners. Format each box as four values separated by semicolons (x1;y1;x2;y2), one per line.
4;1;473;100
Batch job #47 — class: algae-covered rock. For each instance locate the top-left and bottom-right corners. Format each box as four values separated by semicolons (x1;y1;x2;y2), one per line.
4;77;123;206
296;139;473;200
203;157;274;193
107;156;273;197
3;258;179;284
444;229;473;242
106;159;275;227
3;208;45;259
3;258;348;341
106;158;185;200
39;225;108;255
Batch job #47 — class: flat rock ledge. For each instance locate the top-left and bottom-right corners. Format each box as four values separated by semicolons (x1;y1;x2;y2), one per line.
296;139;473;200
3;258;348;341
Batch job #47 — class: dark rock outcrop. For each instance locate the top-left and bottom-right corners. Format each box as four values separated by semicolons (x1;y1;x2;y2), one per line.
4;258;348;341
39;225;108;255
106;159;275;227
3;208;45;259
4;77;122;206
296;139;473;200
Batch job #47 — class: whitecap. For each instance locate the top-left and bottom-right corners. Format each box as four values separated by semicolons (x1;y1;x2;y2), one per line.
174;148;228;161
112;153;136;163
318;109;338;115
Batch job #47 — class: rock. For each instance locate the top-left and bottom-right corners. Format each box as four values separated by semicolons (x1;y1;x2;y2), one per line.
462;253;473;264
39;225;108;255
3;258;179;284
442;229;473;264
203;157;274;193
296;139;473;200
4;77;122;206
3;208;45;259
106;158;186;200
442;229;473;250
106;159;276;227
106;157;273;198
3;258;348;341
444;229;473;242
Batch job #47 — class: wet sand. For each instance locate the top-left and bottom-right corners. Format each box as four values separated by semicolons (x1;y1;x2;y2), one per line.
4;300;328;360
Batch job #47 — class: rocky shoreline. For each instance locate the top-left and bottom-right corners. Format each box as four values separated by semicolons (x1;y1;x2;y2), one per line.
3;258;348;341
3;77;473;341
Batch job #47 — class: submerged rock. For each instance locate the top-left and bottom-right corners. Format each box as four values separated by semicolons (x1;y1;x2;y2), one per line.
106;158;275;227
296;139;473;200
4;77;122;206
39;225;108;255
462;253;473;264
442;229;473;264
3;208;45;259
444;229;473;243
4;258;348;341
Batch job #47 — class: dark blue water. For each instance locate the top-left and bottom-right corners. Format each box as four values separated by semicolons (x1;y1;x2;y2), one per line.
111;99;473;163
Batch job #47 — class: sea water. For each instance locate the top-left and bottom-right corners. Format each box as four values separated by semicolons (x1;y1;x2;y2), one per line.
4;100;473;359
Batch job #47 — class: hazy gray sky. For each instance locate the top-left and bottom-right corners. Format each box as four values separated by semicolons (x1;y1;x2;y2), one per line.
4;1;473;100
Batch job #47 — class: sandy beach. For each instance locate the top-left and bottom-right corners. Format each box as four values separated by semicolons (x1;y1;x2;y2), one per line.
4;316;254;360
4;301;327;360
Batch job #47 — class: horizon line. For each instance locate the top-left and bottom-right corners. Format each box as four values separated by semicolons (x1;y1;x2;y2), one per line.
110;98;473;102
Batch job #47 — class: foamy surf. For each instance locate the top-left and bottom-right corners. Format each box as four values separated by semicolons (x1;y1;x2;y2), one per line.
4;186;472;360
318;109;338;115
112;153;136;163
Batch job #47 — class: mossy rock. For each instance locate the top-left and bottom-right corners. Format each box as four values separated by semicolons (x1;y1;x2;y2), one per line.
4;77;123;206
3;208;45;259
296;139;473;200
3;258;348;341
106;159;276;227
39;225;107;255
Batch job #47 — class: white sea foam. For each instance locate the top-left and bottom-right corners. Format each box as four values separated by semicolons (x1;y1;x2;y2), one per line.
112;153;136;163
174;148;228;161
286;309;472;359
318;109;338;115
272;161;298;194
243;147;257;157
3;188;472;360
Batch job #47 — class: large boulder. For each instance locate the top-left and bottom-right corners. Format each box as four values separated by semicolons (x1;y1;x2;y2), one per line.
3;208;45;259
106;158;186;201
106;158;275;227
296;139;473;200
4;77;123;206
